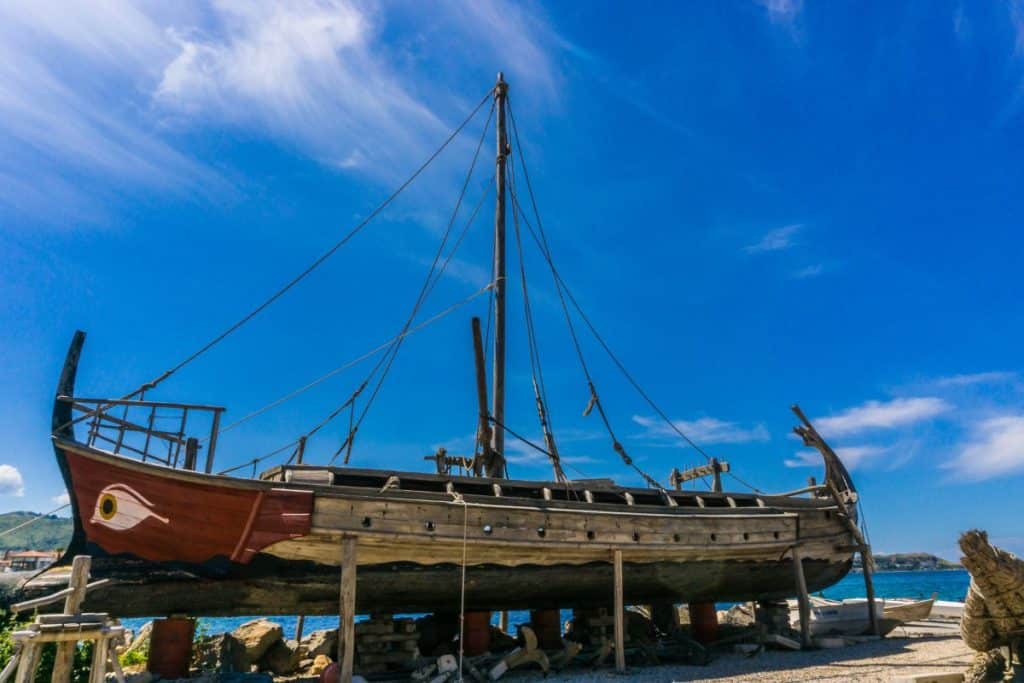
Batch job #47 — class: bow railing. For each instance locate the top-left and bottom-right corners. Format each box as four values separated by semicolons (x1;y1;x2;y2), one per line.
56;395;225;473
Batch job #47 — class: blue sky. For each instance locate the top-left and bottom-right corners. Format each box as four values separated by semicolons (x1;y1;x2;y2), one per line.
2;0;1023;562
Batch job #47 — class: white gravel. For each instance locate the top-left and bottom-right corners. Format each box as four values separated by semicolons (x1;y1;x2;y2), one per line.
510;629;973;682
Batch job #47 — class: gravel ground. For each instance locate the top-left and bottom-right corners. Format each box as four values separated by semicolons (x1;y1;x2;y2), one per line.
511;628;974;682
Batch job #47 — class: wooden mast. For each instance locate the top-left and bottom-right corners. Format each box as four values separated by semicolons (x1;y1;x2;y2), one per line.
489;72;509;478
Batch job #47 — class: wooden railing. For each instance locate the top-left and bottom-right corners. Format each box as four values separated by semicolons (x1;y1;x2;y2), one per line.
57;395;225;473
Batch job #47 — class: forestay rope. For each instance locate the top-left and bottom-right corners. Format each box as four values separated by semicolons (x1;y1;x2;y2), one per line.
119;89;494;402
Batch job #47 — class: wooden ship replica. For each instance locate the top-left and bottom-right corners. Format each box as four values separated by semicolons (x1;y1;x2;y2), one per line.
28;75;867;621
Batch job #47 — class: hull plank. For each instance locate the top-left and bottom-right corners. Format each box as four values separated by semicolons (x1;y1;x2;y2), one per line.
32;439;857;617
26;555;853;616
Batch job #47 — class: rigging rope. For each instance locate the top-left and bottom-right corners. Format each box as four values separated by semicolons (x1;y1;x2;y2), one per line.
503;101;663;491
506;97;714;468
214;284;494;475
330;104;497;465
207;283;494;440
122;89;494;401
0;505;70;538
506;155;565;483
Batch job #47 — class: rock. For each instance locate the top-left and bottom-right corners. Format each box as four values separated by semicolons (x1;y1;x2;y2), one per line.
308;654;332;676
232;619;284;663
299;628;338;659
117;673;153;683
125;621;153;656
258;639;299;676
437;654;458;674
723;603;756;627
192;633;249;673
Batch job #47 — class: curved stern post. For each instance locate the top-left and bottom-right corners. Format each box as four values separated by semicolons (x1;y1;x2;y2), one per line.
52;330;88;559
790;404;858;524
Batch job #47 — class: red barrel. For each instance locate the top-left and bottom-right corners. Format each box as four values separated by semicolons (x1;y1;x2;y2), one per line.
462;611;492;655
147;617;195;679
688;602;718;644
529;609;563;649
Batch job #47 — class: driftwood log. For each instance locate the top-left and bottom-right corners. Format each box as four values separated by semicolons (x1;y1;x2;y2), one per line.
959;530;1024;652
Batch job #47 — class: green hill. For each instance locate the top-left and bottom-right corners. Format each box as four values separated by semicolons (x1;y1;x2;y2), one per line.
0;511;73;551
854;552;961;571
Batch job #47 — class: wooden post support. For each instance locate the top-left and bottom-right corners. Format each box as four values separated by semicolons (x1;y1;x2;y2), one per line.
338;536;357;683
612;549;625;673
499;611;509;634
862;547;880;636
792;546;811;648
294;615;305;643
89;637;109;683
51;555;90;683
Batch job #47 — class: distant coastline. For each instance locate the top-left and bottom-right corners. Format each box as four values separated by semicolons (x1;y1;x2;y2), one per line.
853;552;962;572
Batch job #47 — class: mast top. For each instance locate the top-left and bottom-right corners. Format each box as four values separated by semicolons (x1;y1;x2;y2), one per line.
495;72;508;95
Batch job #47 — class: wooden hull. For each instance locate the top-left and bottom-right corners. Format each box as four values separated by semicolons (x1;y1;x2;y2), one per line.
24;439;858;616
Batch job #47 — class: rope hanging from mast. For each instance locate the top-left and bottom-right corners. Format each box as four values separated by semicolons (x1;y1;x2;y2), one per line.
119;89;495;402
329;103;498;465
502;95;723;491
507;155;566;483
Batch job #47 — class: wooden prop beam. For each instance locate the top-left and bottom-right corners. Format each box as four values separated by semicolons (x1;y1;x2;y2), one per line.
791;546;811;648
51;556;90;683
613;549;625;673
338;536;357;683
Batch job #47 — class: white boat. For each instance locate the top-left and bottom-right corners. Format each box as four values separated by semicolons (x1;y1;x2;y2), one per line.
790;598;886;636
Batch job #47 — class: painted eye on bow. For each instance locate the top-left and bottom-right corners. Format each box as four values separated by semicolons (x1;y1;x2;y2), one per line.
90;484;169;531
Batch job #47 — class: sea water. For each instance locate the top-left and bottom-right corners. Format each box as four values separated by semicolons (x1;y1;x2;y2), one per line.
121;569;970;638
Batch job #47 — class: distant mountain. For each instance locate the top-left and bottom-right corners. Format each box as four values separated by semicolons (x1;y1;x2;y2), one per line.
0;511;73;551
854;552;961;571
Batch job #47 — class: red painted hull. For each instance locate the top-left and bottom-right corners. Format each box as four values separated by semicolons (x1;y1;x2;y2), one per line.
62;445;312;565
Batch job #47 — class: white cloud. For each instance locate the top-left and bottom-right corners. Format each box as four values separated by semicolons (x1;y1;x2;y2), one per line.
755;0;803;25
52;492;71;506
0;0;564;219
792;263;825;279
744;224;802;254
633;415;770;445
785;445;886;470
0;2;216;216
934;371;1017;387
0;465;25;497
944;416;1024;481
814;397;951;437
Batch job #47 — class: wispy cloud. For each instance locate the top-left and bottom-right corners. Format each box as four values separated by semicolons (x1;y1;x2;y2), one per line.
785;445;887;470
0;1;565;220
933;371;1018;387
944;415;1024;481
755;0;803;25
633;415;770;445
52;492;71;506
0;465;25;497
814;397;951;437
744;224;802;254
791;263;825;279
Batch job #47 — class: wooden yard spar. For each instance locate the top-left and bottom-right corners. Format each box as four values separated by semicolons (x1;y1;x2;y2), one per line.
26;76;867;622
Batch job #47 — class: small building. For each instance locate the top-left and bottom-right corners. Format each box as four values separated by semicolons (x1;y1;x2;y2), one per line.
5;550;59;572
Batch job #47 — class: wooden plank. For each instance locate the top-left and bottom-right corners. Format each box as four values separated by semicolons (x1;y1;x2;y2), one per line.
792;546;811;648
613;549;625;673
339;536;357;683
88;636;108;683
14;644;36;683
862;547;880;636
51;556;90;683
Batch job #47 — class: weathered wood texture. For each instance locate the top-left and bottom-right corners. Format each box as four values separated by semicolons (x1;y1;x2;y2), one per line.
613;549;625;673
339;536;356;683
